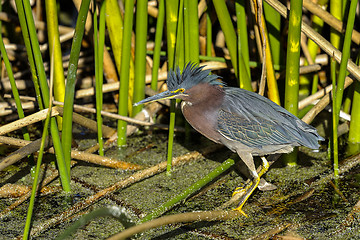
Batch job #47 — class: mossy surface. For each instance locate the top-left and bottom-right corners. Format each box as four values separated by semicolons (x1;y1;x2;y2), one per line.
0;127;359;239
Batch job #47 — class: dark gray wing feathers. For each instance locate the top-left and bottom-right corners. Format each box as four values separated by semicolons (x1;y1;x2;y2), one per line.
218;87;323;149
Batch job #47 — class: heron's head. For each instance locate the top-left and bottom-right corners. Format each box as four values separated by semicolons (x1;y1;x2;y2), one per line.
134;62;223;106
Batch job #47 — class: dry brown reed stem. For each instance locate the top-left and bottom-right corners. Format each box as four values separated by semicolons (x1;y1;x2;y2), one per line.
198;0;207;17
0;101;36;116
0;108;59;135
249;0;263;61
303;0;360;45
300;54;329;66
0;106;115;138
0;135;143;170
265;0;360;81
61;148;143;170
72;0;92;33
302;76;353;124
298;83;334;110
300;33;314;65
147;5;158;18
103;47;119;83
54;106;116;138
107;210;241;240
0;161;76;220
0;138;48;171
299;64;321;74
249;223;292;240
0;184;60;198
3;95;158;127
0;12;73;34
272;235;306;240
329;180;348;203
24;150;208;239
39;30;75;52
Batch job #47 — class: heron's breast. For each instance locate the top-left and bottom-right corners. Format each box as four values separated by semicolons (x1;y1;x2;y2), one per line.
181;101;223;144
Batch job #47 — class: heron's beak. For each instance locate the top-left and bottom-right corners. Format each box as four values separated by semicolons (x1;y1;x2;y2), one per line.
134;90;184;106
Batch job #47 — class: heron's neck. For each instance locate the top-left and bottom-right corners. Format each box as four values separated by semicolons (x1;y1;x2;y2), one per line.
180;83;225;143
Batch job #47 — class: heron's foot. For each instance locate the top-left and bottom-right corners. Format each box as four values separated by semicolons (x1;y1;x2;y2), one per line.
232;181;252;197
233;205;248;217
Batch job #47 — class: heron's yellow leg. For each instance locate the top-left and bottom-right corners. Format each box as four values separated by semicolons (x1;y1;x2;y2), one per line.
258;156;270;177
233;156;270;216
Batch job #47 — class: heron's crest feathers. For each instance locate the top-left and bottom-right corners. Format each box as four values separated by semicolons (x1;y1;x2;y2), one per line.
167;62;223;91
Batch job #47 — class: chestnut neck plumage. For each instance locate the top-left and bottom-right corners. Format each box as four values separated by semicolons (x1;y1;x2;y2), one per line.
180;83;225;144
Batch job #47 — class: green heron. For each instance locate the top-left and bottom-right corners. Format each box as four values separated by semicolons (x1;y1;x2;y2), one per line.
135;63;323;215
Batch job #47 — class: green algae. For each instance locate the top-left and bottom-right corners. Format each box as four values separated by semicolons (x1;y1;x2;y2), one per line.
0;129;359;239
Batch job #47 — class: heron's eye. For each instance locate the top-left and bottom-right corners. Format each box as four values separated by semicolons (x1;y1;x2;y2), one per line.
171;88;186;94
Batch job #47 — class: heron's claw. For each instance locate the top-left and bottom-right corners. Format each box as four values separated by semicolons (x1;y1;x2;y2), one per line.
233;206;248;217
232;182;252;197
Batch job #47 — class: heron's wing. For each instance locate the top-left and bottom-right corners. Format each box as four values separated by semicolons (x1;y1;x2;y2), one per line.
220;88;322;149
217;109;292;148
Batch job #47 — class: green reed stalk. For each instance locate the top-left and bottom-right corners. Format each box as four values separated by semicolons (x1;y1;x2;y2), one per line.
184;0;190;61
133;0;149;116
183;0;198;143
15;0;70;191
45;0;65;129
105;0;124;75
175;0;185;69
147;50;284;70
56;206;135;239
23;49;56;239
0;18;30;142
23;107;51;240
213;0;238;76
171;0;185;172
206;10;212;57
165;1;180;175
283;0;303;166
62;0;91;176
264;1;282;66
0;3;34;176
330;0;343;117
330;58;338;179
151;0;165;91
14;0;43;110
235;0;252;91
140;158;235;222
308;0;328;94
335;0;357;106
347;52;360;155
117;0;135;146
183;0;190;144
347;83;360;155
330;0;342;50
187;0;199;63
259;13;281;105
166;1;179;69
333;0;357;177
94;1;106;156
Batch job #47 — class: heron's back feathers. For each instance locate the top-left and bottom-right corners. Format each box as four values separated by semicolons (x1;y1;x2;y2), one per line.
219;87;323;150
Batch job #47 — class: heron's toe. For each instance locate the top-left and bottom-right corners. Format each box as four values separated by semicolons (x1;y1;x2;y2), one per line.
233;206;248;217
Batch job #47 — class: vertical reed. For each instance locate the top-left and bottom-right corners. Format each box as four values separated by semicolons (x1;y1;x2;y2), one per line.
283;0;303;166
117;0;135;146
